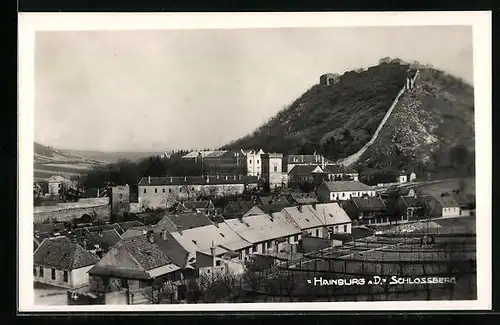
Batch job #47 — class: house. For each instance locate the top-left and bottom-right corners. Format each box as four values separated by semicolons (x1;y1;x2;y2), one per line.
398;195;424;222
196;244;246;278
287;192;319;205
137;175;259;210
399;171;417;184
423;193;461;218
316;181;376;202
261;153;287;190
79;228;123;256
311;202;352;235
88;230;190;294
224;212;302;256
342;196;388;225
282;205;326;239
48;176;67;197
285;154;332;173
322;165;359;182
452;192;476;217
34;236;100;289
243;149;265;177
221;199;258;219
118;220;145;232
287;165;326;184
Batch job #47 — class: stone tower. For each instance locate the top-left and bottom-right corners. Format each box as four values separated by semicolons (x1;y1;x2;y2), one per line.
320;73;339;86
261;153;284;190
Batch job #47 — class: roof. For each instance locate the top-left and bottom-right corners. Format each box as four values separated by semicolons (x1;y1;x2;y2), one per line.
257;195;290;206
282;205;324;230
118;221;144;232
433;193;460;208
34;236;99;270
288;192;319;204
164;212;214;230
155;214;179;233
321;181;374;192
400;196;420;208
34;223;65;234
138;175;258;186
312;203;352;225
182;150;223;158
85;223;123;235
323;165;358;174
243;205;266;217
85;229;122;251
182;200;213;210
222;200;256;217
288;165;325;175
120;235;175;271
351;196;387;212
224;213;301;244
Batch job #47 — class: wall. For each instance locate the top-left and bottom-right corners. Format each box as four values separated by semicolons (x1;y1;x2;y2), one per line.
262;155;284;189
329;190;376;201
33;203;111;224
34;265;92;289
246;152;263;177
443;207;460;217
105;290;129;305
301;236;332;253
337;70;420;167
329;222;351;234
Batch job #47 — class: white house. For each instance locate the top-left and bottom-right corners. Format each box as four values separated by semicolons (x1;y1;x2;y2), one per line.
311;202;352;235
243;149;265;177
316;181;376;202
33;236;100;289
281;205;326;239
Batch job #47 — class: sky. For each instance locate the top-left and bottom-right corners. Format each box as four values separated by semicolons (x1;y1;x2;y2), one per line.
35;26;473;152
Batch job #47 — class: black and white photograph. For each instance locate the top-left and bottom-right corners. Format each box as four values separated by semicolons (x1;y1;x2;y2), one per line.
18;12;492;311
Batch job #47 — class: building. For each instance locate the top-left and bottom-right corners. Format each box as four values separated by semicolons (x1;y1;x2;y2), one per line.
398;194;423;222
137;175;259;210
399;171;417;184
48;175;67;197
76;228;123;257
320;73;340;86
33;236;100;289
196;244;245;278
424;193;461;218
243;149;265;177
88;230;190;294
287;165;326;184
316;181;376;202
224;212;302;256
312;202;352;235
285;154;333;173
322;165;359;182
111;185;130;221
282;205;329;240
261;153;286;190
174;200;216;215
287;192;319;205
182;150;247;175
342;196;388;225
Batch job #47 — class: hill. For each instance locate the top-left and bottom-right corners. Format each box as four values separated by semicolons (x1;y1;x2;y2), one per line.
223;58;474;176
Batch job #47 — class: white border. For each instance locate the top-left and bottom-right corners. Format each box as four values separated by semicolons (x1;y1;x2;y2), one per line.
18;11;492;312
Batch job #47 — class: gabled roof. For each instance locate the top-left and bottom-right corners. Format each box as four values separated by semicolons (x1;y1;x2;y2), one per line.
257;195;290;206
164;212;214;230
34;236;99;270
312;203;352;225
288;192;319;204
120;235;176;271
322;165;358;174
85;223;123;235
433;193;460;208
351;197;387;212
282;205;324;230
85;229;122;251
243;205;266;217
118;221;144;232
399;196;420;209
288;165;325;175
321;181;374;192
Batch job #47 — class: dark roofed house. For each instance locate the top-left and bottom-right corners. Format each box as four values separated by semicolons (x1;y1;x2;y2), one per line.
88;230;189;294
423;193;461;218
343;196;387;225
84;229;123;256
165;212;214;231
317;181;375;202
287;192;319;205
85;223;124;235
288;165;327;184
398;195;424;222
222;199;258;219
34;236;99;289
177;200;216;215
322;165;359;181
118;221;145;232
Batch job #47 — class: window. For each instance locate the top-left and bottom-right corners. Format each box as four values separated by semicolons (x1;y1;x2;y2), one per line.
169;189;172;193
342;192;345;197
250;160;252;164
315;229;319;237
51;268;56;280
143;188;147;194
294;235;299;242
33;267;36;277
344;225;348;232
39;267;44;277
119;194;123;199
63;271;68;282
252;245;257;253
257;160;260;164
162;188;165;193
335;226;338;232
273;166;277;172
155;188;158;193
262;243;266;251
215;260;222;267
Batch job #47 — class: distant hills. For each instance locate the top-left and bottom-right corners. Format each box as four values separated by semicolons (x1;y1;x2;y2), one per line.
223;58;474;175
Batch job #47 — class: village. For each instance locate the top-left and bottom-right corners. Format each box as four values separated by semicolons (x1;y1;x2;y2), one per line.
32;150;476;305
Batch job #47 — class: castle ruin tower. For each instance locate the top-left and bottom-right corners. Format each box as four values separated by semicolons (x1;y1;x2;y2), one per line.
320;73;339;86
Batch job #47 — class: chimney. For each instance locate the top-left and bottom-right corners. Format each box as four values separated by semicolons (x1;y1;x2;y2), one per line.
146;230;155;244
210;241;216;267
98;229;103;237
97;188;100;197
178;225;183;235
234;175;236;180
298;205;302;213
269;212;274;221
161;228;167;240
312;203;317;210
148;176;151;184
225;176;228;180
206;175;210;183
216;174;219;179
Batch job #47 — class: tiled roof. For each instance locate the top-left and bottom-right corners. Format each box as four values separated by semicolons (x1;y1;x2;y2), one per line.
121;236;174;271
400;196;420;208
432;194;460;208
312;203;352;225
351;197;387;211
288;192;318;204
282;205;324;230
138;175;258;186
118;221;144;232
154;215;179;233
86;229;122;251
85;223;123;235
164;212;213;230
257;195;290;206
34;236;99;270
322;181;374;192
